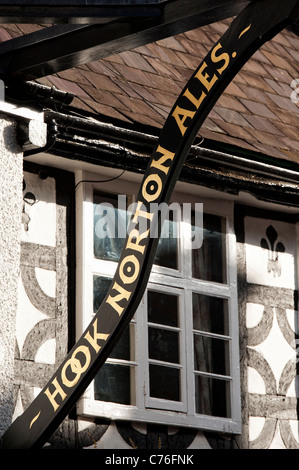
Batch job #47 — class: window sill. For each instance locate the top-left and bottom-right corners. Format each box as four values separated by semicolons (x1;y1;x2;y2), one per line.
77;397;242;435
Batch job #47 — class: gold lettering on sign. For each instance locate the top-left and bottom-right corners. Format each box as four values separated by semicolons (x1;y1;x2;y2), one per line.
150;145;175;174
210;43;230;75
106;281;132;316
61;345;91;388
142;173;162;203
35;18;256;426
239;24;252;39
183;88;206;110
43;321;111;412
44;377;67;412
29;411;41;430
119;254;140;285
126;228;150;254
85;318;109;353
171;106;196;137
194;61;218;91
40;39;234;417
171;43;231;136
132;200;153;225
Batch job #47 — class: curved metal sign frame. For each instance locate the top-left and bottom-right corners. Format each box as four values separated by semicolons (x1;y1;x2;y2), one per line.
2;0;299;449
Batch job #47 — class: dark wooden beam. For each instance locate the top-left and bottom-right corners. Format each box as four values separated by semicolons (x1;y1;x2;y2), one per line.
0;7;161;23
0;0;250;79
0;0;167;23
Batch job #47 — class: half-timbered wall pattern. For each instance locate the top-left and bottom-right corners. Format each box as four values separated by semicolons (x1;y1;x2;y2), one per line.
12;168;299;449
237;208;299;449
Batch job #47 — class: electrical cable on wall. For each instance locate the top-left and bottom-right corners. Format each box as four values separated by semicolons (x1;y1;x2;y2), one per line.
75;144;128;189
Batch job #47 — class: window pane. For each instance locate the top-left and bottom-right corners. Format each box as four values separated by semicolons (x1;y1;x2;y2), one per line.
94;192;128;262
192;293;229;336
94;276;134;360
154;216;178;270
149;364;180;401
148;327;179;364
94;363;133;405
109;324;133;361
192;213;226;283
195;375;230;418
148;291;178;327
93;275;113;312
193;334;230;376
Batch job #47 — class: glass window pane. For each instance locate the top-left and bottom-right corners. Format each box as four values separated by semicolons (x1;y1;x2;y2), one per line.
149;364;180;401
192;213;226;283
193;335;230;376
195;375;230;418
148;291;178;327
109;324;133;361
154;215;178;270
192;293;229;336
93;275;113;312
94;192;128;262
93;276;134;360
148;327;179;364
94;363;133;405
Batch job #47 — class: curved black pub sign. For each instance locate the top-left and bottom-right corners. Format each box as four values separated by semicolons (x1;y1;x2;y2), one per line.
2;0;299;449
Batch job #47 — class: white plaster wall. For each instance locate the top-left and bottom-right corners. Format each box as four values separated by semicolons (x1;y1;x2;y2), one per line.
244;216;299;449
0;116;23;436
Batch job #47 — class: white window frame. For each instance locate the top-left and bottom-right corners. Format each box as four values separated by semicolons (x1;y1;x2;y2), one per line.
141;283;187;413
75;169;241;434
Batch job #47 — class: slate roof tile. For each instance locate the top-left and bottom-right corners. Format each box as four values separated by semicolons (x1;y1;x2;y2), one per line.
145;56;185;80
214;121;256;143
217;94;248;113
274;121;299;140
155;36;186;52
262;49;295;74
239;99;277;118
264;77;294;97
117;51;157;73
0;27;15;42
237;71;274;92
271;107;299;128
0;18;299;166
254;143;296;160
213;107;253;128
281;136;299;152
202;117;226;134
184;28;214;47
242;114;283;136
86;60;119;77
265;91;299;112
242;58;272;78
264;63;295;84
247;127;289;150
223;81;248;99
46;76;92;100
237;83;273;105
80;86;126;110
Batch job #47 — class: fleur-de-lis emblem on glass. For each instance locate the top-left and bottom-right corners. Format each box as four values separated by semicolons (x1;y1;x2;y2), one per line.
260;225;285;277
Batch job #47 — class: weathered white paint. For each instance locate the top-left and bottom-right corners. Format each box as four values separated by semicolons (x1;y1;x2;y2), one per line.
22;172;56;246
15;276;48;356
35;338;56;364
0;116;23;437
246;303;264;328
247;367;266;395
245;217;295;289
